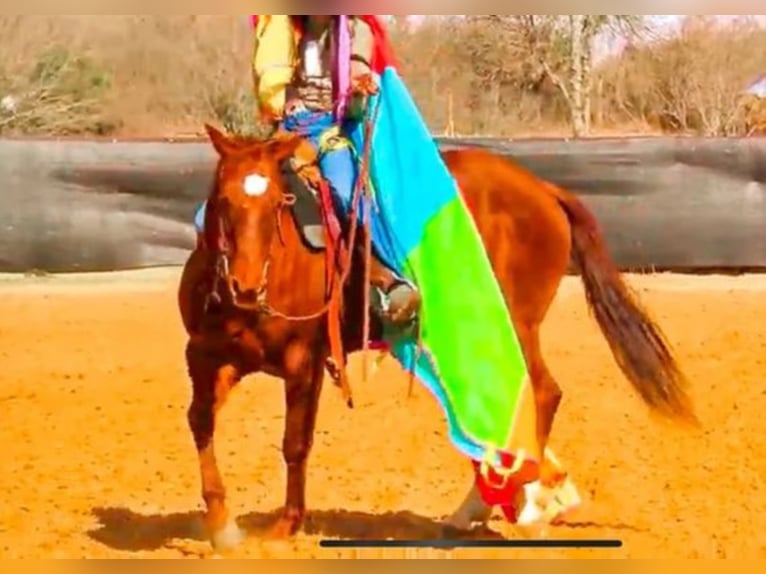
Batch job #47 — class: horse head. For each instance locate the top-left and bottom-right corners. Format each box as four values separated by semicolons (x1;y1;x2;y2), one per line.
203;124;303;310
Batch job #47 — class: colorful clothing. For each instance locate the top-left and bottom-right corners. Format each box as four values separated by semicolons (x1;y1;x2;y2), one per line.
250;15;369;123
195;16;400;277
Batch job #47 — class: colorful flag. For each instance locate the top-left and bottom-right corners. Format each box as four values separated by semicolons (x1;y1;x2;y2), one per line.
350;16;541;495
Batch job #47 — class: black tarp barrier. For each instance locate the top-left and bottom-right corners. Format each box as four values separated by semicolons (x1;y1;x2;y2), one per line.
1;136;765;273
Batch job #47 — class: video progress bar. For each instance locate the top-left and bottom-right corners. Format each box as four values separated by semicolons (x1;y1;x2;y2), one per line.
320;539;623;549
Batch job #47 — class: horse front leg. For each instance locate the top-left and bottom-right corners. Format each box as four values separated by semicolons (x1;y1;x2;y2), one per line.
185;341;244;551
269;345;325;539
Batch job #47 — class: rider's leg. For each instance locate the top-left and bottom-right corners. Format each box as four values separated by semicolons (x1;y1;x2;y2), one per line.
319;146;420;323
194;201;206;249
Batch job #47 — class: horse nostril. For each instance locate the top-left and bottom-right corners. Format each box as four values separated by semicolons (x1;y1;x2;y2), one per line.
230;277;258;304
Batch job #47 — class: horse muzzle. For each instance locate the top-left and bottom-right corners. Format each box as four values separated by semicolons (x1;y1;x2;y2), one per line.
221;253;271;312
227;275;268;311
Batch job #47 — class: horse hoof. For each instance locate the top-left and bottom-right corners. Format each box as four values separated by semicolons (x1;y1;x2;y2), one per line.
443;485;493;533
210;520;244;552
516;477;583;527
442;516;474;534
440;523;471;539
266;517;299;540
440;516;487;539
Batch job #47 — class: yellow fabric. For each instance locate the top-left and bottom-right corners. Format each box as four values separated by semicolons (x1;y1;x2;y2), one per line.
317;125;351;155
252;15;299;120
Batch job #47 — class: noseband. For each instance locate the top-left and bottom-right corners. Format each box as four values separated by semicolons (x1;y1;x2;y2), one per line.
204;193;294;317
203;158;360;324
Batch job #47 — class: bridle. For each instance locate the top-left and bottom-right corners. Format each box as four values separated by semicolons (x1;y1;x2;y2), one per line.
203;200;278;318
203;181;350;323
203;102;378;326
199;100;382;413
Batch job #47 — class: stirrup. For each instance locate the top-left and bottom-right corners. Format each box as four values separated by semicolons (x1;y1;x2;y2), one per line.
385;282;420;325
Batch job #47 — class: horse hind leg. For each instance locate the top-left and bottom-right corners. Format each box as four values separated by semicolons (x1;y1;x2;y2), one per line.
444;323;566;533
514;323;584;527
269;343;325;539
523;324;563;462
185;342;244;552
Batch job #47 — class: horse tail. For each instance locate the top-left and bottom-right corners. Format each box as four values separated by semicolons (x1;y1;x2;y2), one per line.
554;188;699;427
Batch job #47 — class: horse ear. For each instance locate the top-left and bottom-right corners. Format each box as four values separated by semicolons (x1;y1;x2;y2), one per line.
205;123;234;157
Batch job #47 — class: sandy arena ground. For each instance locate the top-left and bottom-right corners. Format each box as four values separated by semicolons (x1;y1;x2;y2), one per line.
0;269;764;559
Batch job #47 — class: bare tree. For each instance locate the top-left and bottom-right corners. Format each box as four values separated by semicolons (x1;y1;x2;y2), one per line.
554;16;647;137
506;15;648;137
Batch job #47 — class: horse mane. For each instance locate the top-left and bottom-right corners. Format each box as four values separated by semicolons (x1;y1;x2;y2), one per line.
227;132;271;148
202;168;223;252
222;130;301;151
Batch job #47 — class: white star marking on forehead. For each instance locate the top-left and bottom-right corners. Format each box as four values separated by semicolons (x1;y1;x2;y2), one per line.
243;173;269;197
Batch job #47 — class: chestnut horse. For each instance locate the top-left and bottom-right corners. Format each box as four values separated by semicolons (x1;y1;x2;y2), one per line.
178;125;696;550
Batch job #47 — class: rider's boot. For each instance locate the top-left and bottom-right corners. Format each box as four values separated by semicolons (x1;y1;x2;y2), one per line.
357;226;421;325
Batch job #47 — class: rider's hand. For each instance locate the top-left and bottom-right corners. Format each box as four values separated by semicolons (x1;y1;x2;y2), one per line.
352;73;379;97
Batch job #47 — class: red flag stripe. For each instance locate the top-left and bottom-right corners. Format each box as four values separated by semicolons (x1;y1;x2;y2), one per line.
358;15;398;74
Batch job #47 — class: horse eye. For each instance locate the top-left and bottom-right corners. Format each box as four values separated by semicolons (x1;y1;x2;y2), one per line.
243;173;269;197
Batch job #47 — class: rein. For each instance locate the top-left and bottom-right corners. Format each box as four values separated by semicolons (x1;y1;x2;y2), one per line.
206;99;380;325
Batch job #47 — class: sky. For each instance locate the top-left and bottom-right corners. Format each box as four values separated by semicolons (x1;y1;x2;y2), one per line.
398;15;692;61
595;14;766;60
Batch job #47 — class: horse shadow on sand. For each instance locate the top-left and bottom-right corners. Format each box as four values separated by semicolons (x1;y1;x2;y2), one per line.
87;506;646;553
86;506;506;553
